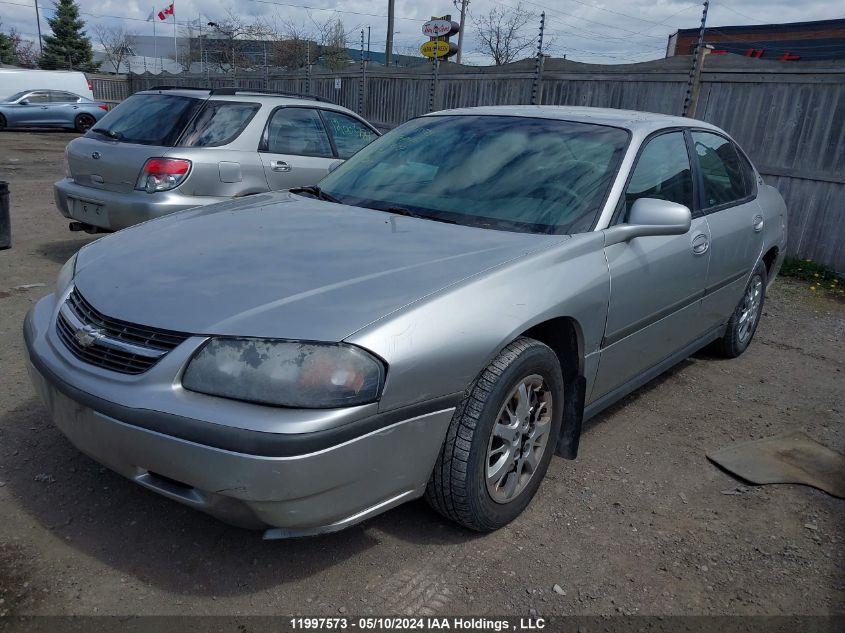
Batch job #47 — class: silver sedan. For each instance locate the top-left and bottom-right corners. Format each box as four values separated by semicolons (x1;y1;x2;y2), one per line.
24;106;787;537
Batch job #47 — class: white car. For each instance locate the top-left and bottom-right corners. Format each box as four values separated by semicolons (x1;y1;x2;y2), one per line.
0;69;93;101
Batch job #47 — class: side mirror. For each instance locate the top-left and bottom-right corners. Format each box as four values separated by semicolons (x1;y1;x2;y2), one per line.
604;198;691;246
18;99;29;105
327;160;344;174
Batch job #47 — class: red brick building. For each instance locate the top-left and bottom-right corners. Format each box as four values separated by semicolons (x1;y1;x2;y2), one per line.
666;18;845;62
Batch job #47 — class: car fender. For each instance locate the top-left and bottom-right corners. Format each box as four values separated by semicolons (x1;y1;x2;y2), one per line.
347;231;611;413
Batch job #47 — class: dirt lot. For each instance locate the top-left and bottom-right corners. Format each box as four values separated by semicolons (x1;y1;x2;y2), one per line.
0;131;842;621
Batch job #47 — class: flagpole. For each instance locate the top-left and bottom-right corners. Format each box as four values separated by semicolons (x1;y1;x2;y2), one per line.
173;1;178;67
152;7;157;70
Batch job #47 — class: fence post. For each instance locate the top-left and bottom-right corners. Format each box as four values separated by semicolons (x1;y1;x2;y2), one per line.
531;12;546;106
359;29;366;115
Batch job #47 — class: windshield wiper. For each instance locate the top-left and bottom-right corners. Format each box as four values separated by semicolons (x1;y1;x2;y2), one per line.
289;185;342;204
379;206;457;225
90;127;121;139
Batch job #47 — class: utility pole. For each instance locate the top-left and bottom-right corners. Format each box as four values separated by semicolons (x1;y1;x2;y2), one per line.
456;0;468;64
682;1;709;117
33;0;43;55
385;0;395;66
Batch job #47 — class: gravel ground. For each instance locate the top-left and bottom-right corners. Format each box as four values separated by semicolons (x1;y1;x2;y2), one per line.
0;131;842;620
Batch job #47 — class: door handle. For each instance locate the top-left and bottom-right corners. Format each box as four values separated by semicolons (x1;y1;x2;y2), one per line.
40;106;49;110
691;233;709;255
269;160;291;172
752;214;764;232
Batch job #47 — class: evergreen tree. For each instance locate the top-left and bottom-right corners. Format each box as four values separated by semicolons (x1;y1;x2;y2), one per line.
0;23;17;65
40;0;99;71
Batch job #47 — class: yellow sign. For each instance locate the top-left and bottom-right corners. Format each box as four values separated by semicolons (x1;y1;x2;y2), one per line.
420;40;451;58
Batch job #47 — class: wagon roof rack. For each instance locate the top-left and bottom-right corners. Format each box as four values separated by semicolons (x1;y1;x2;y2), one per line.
145;86;332;104
209;88;332;103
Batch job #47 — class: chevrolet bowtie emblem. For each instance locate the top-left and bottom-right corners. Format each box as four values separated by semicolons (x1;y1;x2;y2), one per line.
73;324;105;348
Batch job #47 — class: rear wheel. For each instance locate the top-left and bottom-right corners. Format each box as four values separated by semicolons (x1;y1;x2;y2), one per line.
0;114;6;131
714;261;767;358
425;337;563;531
74;113;95;133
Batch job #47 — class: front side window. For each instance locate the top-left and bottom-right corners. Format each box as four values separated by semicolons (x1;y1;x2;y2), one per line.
179;101;260;147
263;107;332;157
321;110;378;159
318;115;629;234
692;131;746;208
624;131;694;219
87;93;204;146
24;91;50;104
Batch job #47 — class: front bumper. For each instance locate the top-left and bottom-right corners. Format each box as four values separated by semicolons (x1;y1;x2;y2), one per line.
54;178;226;232
24;294;455;536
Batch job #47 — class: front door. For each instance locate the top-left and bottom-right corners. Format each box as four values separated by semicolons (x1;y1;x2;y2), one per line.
689;131;765;328
592;131;711;401
14;90;52;126
259;106;336;190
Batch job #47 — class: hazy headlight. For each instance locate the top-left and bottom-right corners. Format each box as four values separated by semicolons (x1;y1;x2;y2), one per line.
182;338;385;408
56;253;78;294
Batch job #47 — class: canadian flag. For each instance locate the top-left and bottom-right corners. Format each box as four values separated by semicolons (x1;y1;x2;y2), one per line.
157;3;174;20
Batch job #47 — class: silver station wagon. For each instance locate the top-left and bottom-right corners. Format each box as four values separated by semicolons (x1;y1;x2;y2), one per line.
54;88;379;232
25;106;787;538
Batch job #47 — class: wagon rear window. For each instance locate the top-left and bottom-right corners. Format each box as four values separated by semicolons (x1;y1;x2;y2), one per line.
87;93;203;146
319;115;629;234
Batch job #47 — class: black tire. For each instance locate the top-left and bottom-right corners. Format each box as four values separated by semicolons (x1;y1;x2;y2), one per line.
714;261;767;358
0;114;6;131
425;337;563;531
74;114;95;134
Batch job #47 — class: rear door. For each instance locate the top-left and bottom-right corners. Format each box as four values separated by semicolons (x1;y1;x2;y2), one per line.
47;91;81;127
259;106;337;190
690;131;764;328
66;93;203;194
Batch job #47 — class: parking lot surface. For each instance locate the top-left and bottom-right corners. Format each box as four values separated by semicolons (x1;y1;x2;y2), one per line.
0;131;842;618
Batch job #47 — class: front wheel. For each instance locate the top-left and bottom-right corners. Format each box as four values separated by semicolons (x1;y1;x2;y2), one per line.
74;114;95;133
425;337;563;531
714;261;767;358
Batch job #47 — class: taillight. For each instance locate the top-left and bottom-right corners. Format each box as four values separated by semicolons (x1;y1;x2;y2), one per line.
135;158;191;193
98;104;108;111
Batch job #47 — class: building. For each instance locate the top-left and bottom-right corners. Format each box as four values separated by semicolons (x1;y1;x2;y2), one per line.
666;18;845;61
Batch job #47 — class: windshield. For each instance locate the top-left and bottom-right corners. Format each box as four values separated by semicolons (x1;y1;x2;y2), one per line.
318;115;629;234
87;93;203;146
3;91;29;103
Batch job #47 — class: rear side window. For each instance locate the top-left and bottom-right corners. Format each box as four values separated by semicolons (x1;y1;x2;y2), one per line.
691;131;747;208
321;110;378;159
180;101;260;147
51;91;80;103
263;107;332;157
624;131;694;218
89;94;203;146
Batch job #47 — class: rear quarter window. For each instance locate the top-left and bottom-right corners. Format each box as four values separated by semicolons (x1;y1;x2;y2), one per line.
179;101;260;147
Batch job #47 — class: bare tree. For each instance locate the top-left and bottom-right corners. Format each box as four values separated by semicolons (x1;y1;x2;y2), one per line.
204;10;273;72
93;24;136;73
472;2;535;65
271;18;315;70
317;17;350;70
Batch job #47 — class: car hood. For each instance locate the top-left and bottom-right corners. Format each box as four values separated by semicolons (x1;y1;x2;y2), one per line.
74;193;566;341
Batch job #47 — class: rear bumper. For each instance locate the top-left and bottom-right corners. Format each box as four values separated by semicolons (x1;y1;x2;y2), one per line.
54;178;226;231
24;295;455;535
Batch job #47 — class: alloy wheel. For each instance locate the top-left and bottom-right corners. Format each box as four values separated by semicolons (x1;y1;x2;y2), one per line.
485;374;553;504
737;274;763;344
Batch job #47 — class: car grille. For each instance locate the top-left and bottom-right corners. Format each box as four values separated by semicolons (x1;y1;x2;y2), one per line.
55;287;190;375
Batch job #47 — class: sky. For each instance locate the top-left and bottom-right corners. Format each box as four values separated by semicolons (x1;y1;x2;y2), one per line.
0;0;843;65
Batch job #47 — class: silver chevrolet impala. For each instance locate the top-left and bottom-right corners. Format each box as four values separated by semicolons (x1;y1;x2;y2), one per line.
24;106;787;537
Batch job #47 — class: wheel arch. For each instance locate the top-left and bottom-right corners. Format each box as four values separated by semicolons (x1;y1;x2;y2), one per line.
519;315;584;382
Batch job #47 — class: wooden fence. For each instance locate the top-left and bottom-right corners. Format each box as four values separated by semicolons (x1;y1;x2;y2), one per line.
94;55;845;272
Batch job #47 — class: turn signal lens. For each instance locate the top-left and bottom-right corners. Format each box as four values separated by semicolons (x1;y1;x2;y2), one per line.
135;158;191;193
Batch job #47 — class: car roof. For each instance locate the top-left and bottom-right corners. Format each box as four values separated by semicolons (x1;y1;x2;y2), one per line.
427;105;723;135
